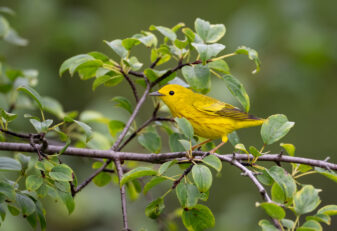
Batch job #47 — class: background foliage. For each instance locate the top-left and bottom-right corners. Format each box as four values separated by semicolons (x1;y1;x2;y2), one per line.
1;0;337;230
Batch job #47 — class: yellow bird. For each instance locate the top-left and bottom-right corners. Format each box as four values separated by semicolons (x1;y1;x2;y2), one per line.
150;84;265;153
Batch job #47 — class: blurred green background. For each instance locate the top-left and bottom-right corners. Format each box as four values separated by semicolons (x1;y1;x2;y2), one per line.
1;0;337;230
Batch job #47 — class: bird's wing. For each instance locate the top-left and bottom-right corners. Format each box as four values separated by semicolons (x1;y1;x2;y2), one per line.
193;101;260;121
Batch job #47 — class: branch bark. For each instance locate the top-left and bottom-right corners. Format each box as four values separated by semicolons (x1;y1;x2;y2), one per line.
1;142;336;170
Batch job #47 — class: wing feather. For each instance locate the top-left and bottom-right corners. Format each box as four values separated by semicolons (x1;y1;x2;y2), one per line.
193;100;261;121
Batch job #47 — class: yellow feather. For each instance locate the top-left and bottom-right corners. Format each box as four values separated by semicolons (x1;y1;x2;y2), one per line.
154;84;264;143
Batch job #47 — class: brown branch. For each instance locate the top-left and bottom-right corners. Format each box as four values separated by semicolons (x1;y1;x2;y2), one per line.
227;155;281;230
150;57;161;69
115;159;130;231
1;142;337;171
121;70;139;103
172;164;193;189
128;70;145;78
111;78;150;151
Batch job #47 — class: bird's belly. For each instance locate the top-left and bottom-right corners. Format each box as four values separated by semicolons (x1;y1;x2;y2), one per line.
187;116;235;139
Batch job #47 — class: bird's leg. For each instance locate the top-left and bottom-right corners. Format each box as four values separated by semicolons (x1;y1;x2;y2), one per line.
191;139;212;151
209;141;225;154
209;136;228;154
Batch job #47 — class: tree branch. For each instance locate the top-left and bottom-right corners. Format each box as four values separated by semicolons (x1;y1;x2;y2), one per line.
121;70;139;103
1;142;336;171
115;159;130;231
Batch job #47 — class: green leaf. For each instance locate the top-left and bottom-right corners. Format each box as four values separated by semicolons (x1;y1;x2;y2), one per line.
266;166;296;199
73;120;93;142
35;159;54;172
0;7;15;15
150;25;177;41
93;172;112;187
27;212;38;228
108;120;125;137
306;214;331;225
8;205;20;216
297;220;322;231
120;167;157;186
29;119;53;133
92;74;123;91
133;32;157;47
15;153;30;173
315;167;337;183
104;39;128;58
54;181;70;193
143;176;167;194
57;191;75;214
80;110;109;124
235;46;261;74
42;97;65;119
249;146;262;158
234;143;248;154
176;183;200;209
281;219;295;229
257;170;274;186
175;117;194;140
123;56;143;71
271;182;286;204
258;219;280;231
194;18;226;43
49;164;73;182
192;165;212;193
202;155;222;172
122;38;140;50
138;132;161;153
222;74;250;112
0;157;21;172
59;54;94;76
208;60;230;74
111;96;133;114
192;43;225;63
179;139;191;151
17;85;44;109
0;16;9;38
261;114;295;145
16;193;36;216
0;109;17;123
158;160;178;175
258;202;285;219
297;164;312;173
294;185;321;215
145;198;165;219
36;201;46;231
0;181;16;201
26;175;43;191
228;131;240;146
182;204;215;231
4;28;28;46
182;64;211;94
280;143;295;156
318;205;337;216
75;60;102;80
169;133;187;152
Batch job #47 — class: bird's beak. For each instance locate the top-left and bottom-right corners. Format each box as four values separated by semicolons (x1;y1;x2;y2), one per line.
149;91;165;96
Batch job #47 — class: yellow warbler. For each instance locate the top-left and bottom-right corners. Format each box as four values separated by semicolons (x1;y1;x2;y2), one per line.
150;84;265;153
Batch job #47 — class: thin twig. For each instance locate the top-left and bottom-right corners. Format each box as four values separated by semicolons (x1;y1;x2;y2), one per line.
172;164;193;189
112;78;150;151
115;159;130;231
121;70;139;102
150;57;161;69
229;157;281;230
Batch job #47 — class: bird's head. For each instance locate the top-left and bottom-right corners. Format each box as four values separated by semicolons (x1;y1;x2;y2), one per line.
149;84;193;106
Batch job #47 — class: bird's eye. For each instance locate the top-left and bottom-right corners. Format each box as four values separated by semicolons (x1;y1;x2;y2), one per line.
169;90;174;96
